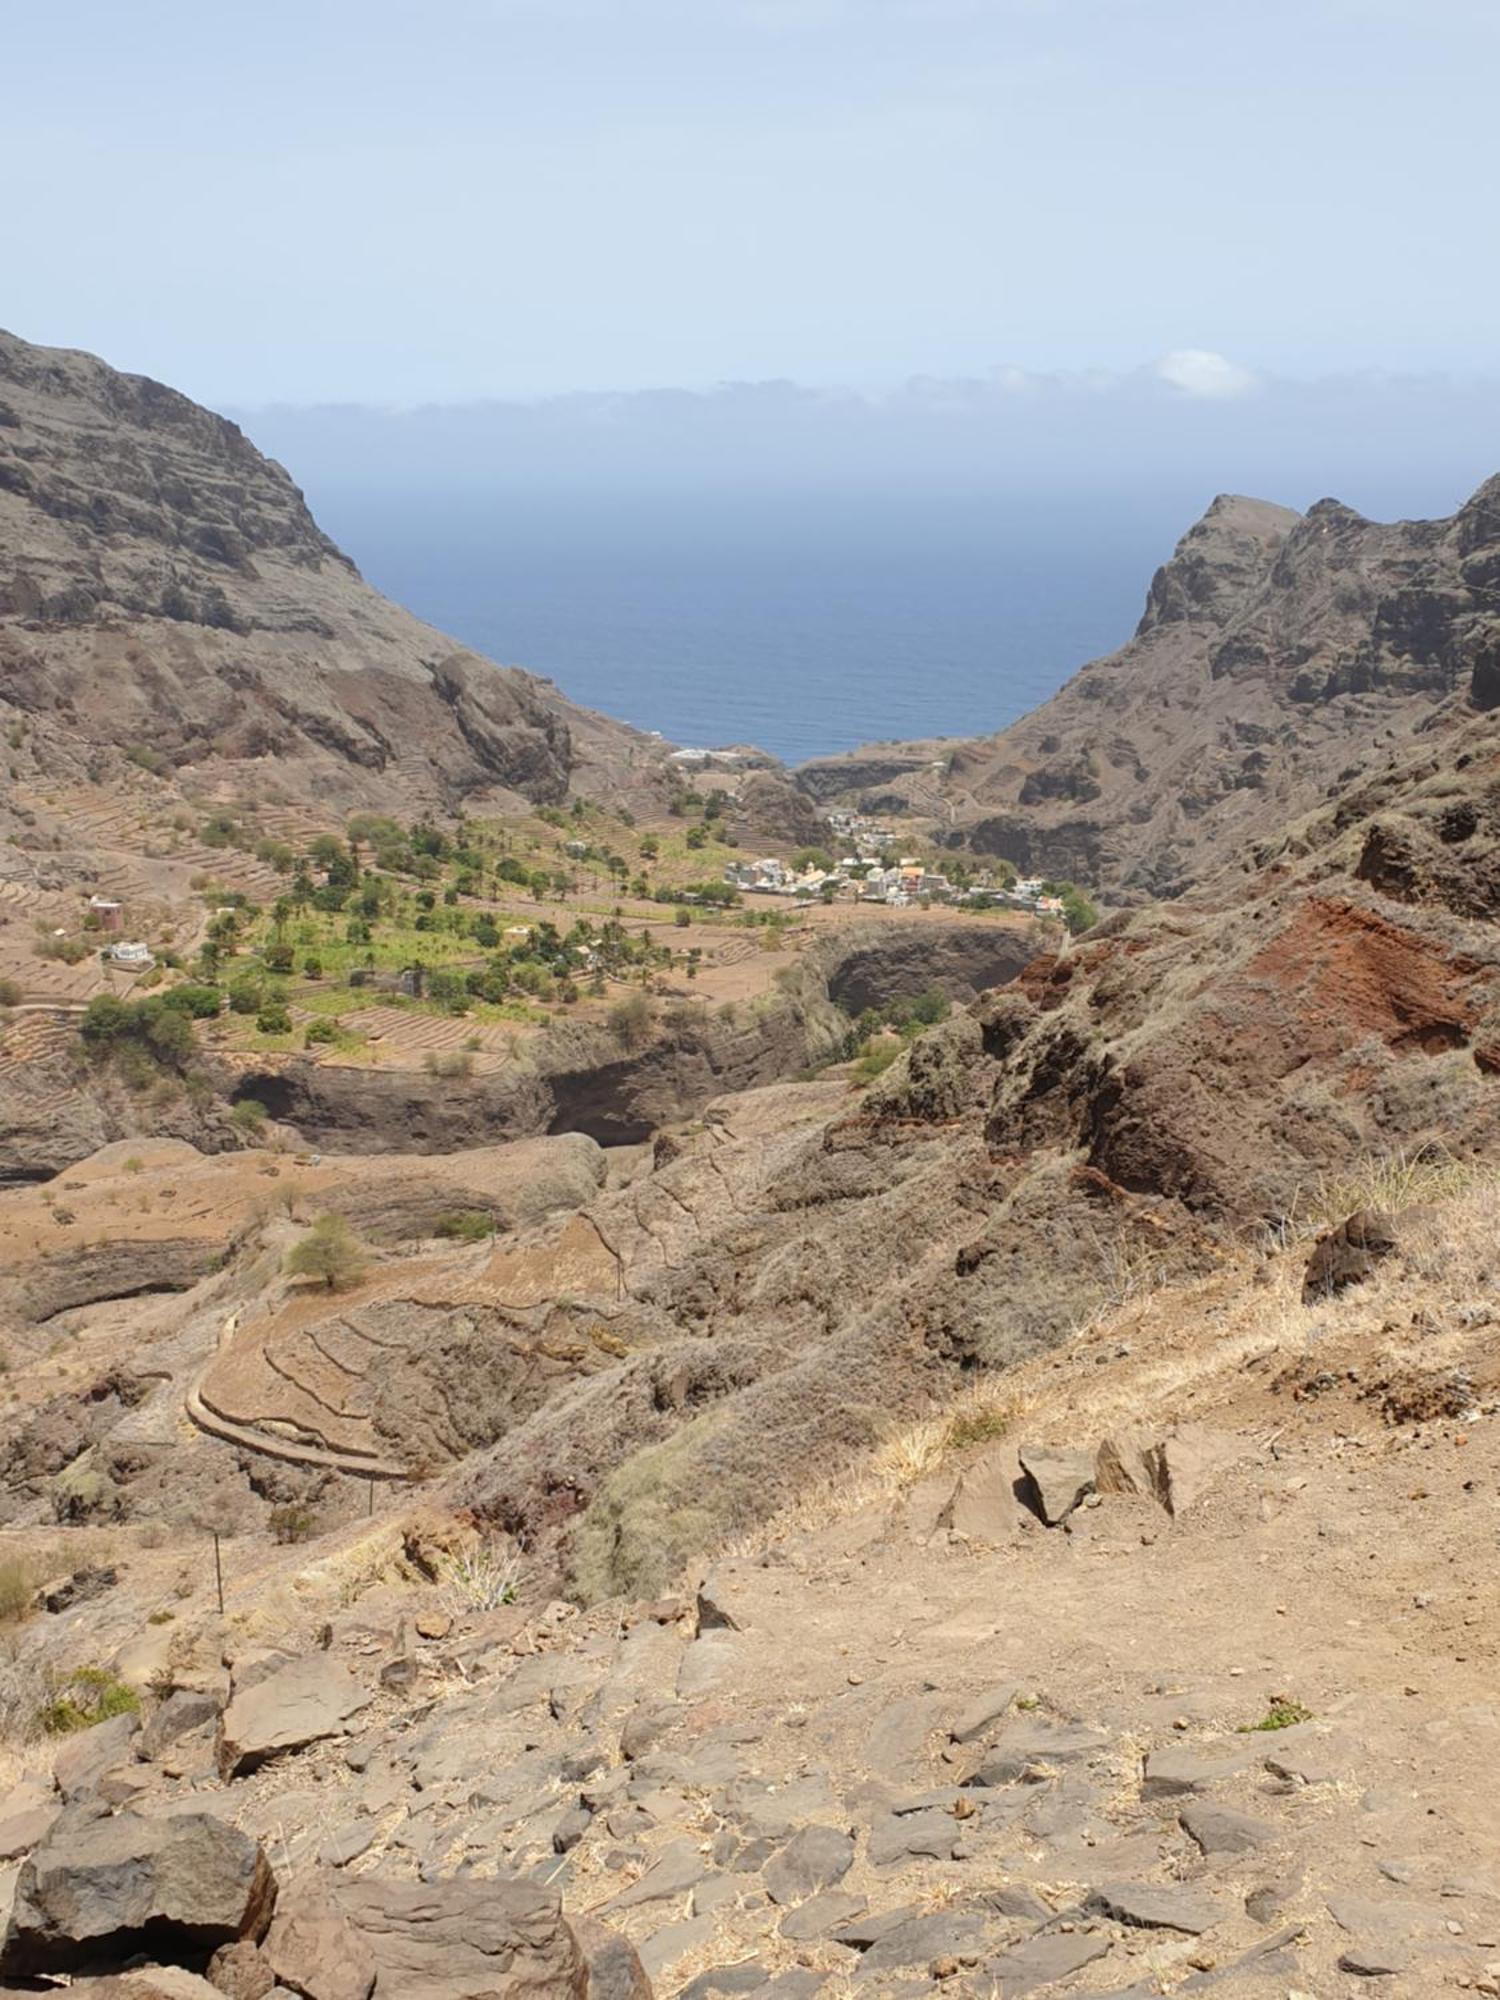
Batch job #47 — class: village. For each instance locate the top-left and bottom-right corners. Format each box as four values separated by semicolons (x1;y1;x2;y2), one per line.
724;807;1069;915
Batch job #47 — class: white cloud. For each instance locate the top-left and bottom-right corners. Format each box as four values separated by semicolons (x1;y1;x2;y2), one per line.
1156;349;1259;400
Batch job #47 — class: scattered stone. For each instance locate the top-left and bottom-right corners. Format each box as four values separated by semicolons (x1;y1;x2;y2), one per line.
1180;1802;1277;1856
414;1612;451;1641
608;1836;708;1911
983;1929;1111;1995
678;1967;766;1998
1261;1726;1342;1788
855;1912;988;1976
832;1906;923;1949
0;1783;60;1862
949;1686;1018;1744
677;1632;743;1699
863;1692;950;1781
968;1716;1106;1785
1141;1742;1255;1797
140;1688;223;1762
1086;1881;1225;1934
1;1809;276;1977
637;1913;716;1981
620;1700;683;1761
218;1659;372;1779
553;1807;593;1854
1244;1866;1305;1924
1017;1444;1096;1525
53;1710;141;1801
763;1823;855;1905
779;1889;868;1941
867;1808;957;1867
317;1824;376;1870
206;1940;275;2000
1338;1943;1410;1977
1093;1432;1152;1497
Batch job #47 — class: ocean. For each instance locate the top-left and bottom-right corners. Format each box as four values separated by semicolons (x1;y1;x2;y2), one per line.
307;489;1175;766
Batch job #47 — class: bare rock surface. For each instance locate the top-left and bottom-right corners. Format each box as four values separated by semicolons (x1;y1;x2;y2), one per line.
218;1659;372;1778
1;1810;275;1977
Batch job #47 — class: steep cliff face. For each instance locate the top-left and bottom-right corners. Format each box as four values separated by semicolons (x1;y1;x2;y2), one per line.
0;329;660;813
797;482;1500;901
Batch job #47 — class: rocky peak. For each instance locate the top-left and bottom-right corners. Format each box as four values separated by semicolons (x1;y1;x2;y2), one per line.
1134;492;1301;637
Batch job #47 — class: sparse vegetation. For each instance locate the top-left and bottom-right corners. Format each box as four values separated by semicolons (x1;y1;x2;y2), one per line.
1240;1697;1313;1732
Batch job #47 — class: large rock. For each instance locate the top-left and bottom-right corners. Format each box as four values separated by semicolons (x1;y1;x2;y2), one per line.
263;1873;375;2000
573;1916;654;2000
53;1710;142;1801
218;1659;372;1778
1;1808;276;1977
332;1874;589;1997
763;1824;855;1905
1016;1444;1095;1525
1140;1425;1238;1517
1302;1208;1399;1302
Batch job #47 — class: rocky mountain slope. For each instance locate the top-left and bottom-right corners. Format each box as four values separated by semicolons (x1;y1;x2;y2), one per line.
797;481;1500;901
0;329;664;817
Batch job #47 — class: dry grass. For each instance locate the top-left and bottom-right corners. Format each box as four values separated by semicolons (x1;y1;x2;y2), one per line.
1290;1144;1496;1235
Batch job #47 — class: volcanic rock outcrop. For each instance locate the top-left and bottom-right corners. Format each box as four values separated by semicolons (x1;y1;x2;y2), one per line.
0;329;660;817
797;481;1500;900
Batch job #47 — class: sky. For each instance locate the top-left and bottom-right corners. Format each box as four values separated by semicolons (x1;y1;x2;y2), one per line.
6;0;1500;409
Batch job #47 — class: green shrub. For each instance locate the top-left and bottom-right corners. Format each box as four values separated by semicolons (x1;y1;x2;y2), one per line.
435;1209;492;1242
285;1214;368;1292
227;977;264;1016
304;1019;338;1046
230;1098;268;1136
162;983;222;1019
1239;1698;1313;1733
256;1002;292;1034
38;1666;141;1735
0;976;21;1008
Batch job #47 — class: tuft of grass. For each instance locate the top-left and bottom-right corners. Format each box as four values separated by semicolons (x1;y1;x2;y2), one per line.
1294;1145;1494;1234
0;1557;34;1627
871;1380;1024;1490
436;1539;521;1614
1239;1697;1313;1733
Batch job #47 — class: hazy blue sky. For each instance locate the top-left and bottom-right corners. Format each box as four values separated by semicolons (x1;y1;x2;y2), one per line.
6;0;1500;406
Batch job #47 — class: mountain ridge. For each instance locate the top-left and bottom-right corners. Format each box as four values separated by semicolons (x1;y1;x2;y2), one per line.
796;475;1500;900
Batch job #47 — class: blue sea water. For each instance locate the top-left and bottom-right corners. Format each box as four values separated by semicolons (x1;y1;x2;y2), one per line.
309;489;1173;766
